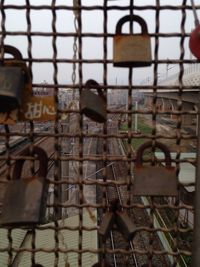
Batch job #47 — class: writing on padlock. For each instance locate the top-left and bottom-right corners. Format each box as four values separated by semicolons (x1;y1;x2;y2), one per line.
132;141;178;196
0;45;56;124
80;79;106;123
0;45;30;113
113;15;152;67
0;146;49;226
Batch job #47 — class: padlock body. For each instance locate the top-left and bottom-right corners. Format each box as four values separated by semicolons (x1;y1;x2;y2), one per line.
189;25;200;60
113;35;152;67
0;66;24;112
1;176;49;226
81;90;106;123
115;210;136;241
133;166;178;196
98;212;115;239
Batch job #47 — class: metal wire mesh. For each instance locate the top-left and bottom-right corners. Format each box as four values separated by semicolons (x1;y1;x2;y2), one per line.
0;0;198;266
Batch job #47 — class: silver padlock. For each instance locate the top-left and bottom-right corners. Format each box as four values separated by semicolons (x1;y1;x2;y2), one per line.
113;15;152;67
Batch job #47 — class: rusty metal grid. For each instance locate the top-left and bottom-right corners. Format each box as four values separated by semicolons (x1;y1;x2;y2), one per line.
0;0;198;266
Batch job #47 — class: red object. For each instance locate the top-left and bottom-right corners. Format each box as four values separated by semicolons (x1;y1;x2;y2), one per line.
189;25;200;59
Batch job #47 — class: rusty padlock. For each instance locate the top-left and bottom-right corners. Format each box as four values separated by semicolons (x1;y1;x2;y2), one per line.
115;210;136;241
132;141;178;196
0;146;48;226
80;79;106;123
98;211;115;239
113;15;152;67
0;45;30;112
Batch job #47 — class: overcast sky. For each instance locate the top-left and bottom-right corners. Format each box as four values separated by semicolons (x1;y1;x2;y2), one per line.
1;0;199;86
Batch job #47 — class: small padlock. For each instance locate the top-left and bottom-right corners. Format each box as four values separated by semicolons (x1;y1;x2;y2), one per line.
115;210;136;241
80;79;106;123
113;15;152;67
0;45;29;112
0;146;48;226
98;212;115;239
132;141;178;196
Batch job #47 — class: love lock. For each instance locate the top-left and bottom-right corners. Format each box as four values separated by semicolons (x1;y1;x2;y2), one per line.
189;0;200;59
132;141;178;196
81;79;106;123
98;199;136;241
113;15;152;67
0;45;30;112
189;24;200;59
0;146;49;226
98;211;115;239
115;210;136;241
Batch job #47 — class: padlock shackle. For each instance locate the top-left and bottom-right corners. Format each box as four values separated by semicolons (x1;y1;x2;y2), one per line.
1;45;31;84
115;15;148;35
85;79;105;100
135;141;172;168
12;146;48;180
2;45;23;60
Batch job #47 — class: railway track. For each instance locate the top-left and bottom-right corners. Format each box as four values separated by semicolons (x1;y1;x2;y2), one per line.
96;133;171;266
0;120;186;266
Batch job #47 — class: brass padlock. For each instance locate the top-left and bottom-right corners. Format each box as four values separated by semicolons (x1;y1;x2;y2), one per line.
98;212;115;239
113;15;152;67
132;141;178;196
80;79;106;123
0;45;30;112
115;210;136;241
0;146;49;226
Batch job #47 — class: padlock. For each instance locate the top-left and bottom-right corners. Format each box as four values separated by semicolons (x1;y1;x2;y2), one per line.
98;212;115;239
189;25;200;59
113;15;152;67
189;0;200;59
0;45;29;112
0;146;48;226
132;141;178;196
80;79;106;123
115;210;136;241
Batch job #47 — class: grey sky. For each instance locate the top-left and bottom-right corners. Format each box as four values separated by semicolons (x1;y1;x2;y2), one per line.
1;0;199;85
